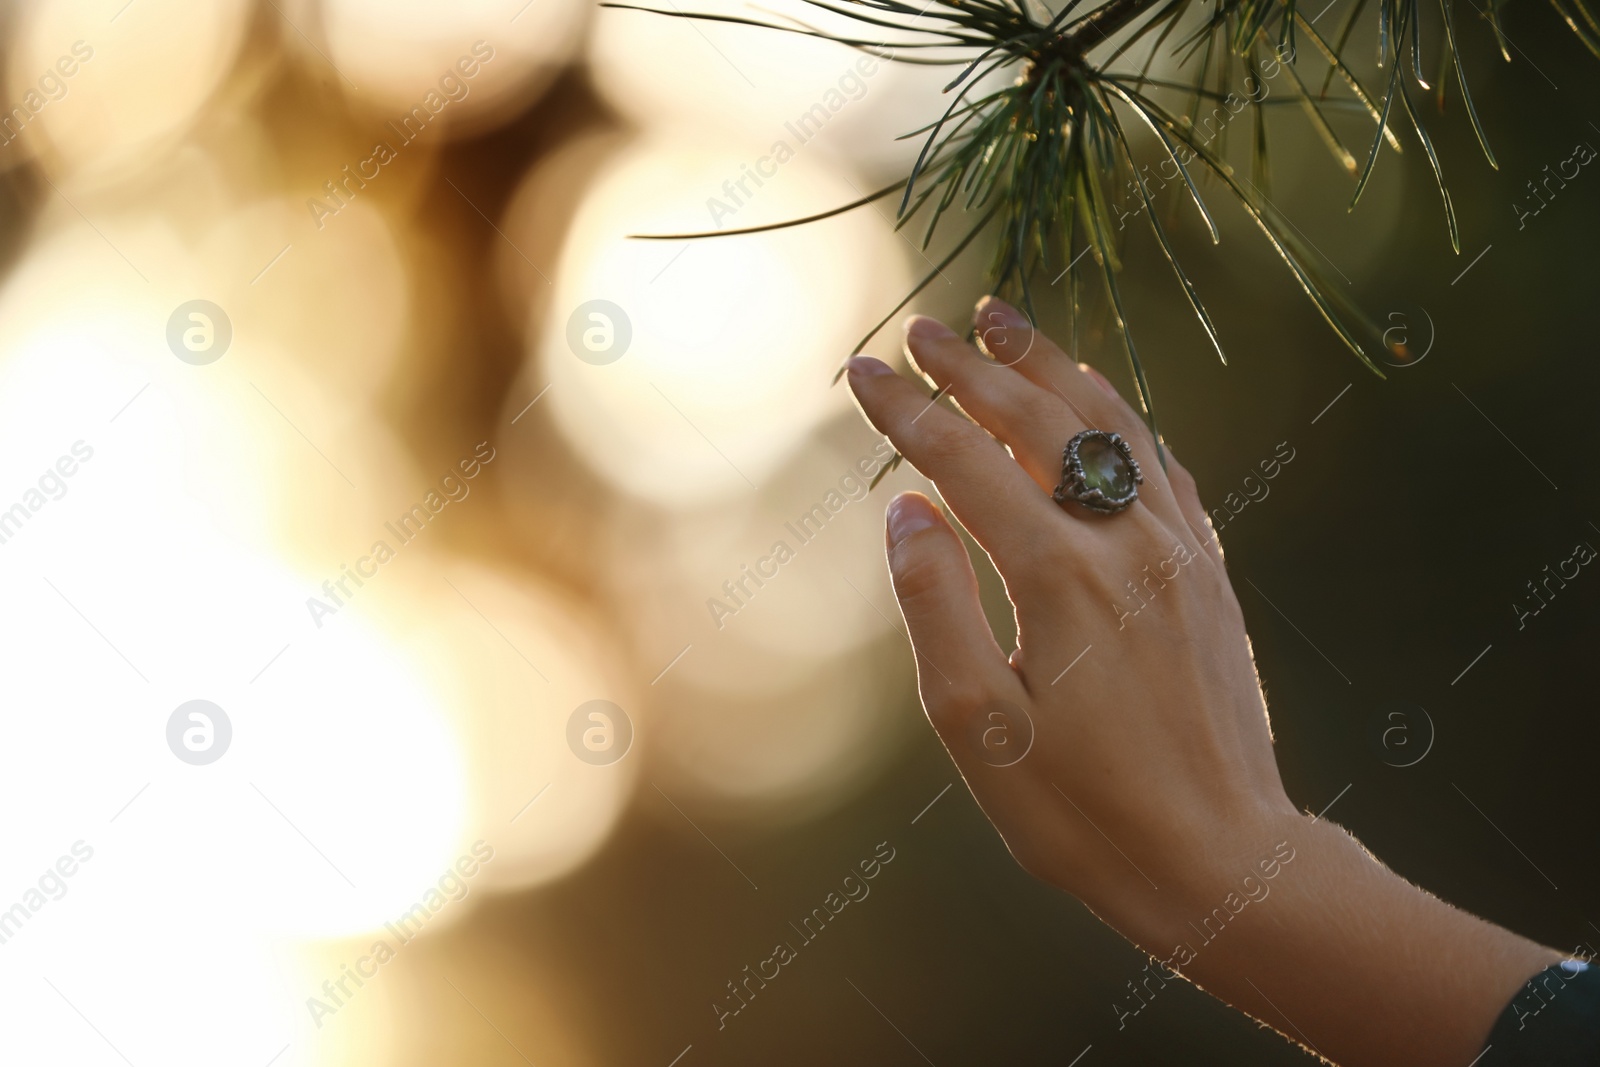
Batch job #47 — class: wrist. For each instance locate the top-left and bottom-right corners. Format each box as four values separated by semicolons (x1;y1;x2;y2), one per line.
1110;808;1563;1066
1115;804;1311;967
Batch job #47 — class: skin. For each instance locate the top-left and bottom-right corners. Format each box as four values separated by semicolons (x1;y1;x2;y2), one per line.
844;297;1563;1067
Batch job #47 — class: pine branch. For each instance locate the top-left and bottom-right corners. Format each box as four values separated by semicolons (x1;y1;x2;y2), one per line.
602;0;1596;458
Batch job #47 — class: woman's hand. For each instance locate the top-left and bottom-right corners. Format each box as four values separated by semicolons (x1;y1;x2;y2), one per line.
845;298;1562;1067
846;297;1293;933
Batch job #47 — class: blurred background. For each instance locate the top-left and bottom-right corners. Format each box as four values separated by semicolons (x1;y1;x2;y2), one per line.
0;0;1595;1064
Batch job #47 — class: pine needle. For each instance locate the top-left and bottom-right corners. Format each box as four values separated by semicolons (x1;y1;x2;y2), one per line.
604;0;1592;457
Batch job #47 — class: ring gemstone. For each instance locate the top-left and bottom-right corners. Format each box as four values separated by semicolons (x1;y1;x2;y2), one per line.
1052;430;1143;514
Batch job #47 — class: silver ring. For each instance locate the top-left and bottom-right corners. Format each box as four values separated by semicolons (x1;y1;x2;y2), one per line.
1051;430;1143;514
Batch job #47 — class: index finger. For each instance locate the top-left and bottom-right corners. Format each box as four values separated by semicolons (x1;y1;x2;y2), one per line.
846;352;1066;581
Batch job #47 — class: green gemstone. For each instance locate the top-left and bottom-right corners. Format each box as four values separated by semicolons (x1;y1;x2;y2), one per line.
1078;435;1135;499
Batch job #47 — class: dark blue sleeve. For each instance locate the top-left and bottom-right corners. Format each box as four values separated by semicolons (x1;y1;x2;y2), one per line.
1483;960;1600;1064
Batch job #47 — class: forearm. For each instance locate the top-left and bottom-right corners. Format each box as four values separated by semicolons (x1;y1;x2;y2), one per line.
1123;811;1563;1067
848;303;1566;1065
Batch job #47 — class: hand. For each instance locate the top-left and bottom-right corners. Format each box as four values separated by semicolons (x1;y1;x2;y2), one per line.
845;298;1562;1067
846;297;1294;938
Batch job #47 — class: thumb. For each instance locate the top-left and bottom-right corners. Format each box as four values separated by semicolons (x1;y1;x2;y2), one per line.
884;492;1017;723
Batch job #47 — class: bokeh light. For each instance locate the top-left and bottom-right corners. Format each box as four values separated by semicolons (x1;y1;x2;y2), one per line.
532;136;910;507
4;0;253;183
310;0;590;137
589;0;974;179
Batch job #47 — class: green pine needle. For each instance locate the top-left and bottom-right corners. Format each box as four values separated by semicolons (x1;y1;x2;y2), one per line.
603;0;1590;461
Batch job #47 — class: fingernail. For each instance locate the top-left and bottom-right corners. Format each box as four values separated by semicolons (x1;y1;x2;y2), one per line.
886;493;937;547
845;355;894;378
975;296;1030;332
905;315;957;341
1079;362;1118;398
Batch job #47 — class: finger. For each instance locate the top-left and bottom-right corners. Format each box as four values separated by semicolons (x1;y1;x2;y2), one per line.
845;355;1064;582
883;492;1022;722
970;294;1153;447
971;299;1193;531
1066;354;1220;564
974;297;1157;458
902;316;1081;492
1163;450;1226;566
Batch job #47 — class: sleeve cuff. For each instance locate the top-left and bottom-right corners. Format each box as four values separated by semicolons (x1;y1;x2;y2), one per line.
1482;959;1600;1065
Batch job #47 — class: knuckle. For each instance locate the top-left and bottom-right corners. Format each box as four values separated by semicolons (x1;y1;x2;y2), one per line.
1188;509;1224;556
1024;538;1077;582
1167;467;1206;513
1012;515;1182;604
1123;423;1163;463
1074;553;1129;602
1006;541;1096;613
888;532;960;617
1167;460;1198;495
1000;536;1068;593
921;428;966;470
1018;390;1069;437
919;676;996;741
916;420;988;468
933;677;993;719
1129;510;1181;554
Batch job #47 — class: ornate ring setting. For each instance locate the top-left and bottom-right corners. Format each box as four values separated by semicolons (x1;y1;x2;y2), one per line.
1052;430;1143;514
